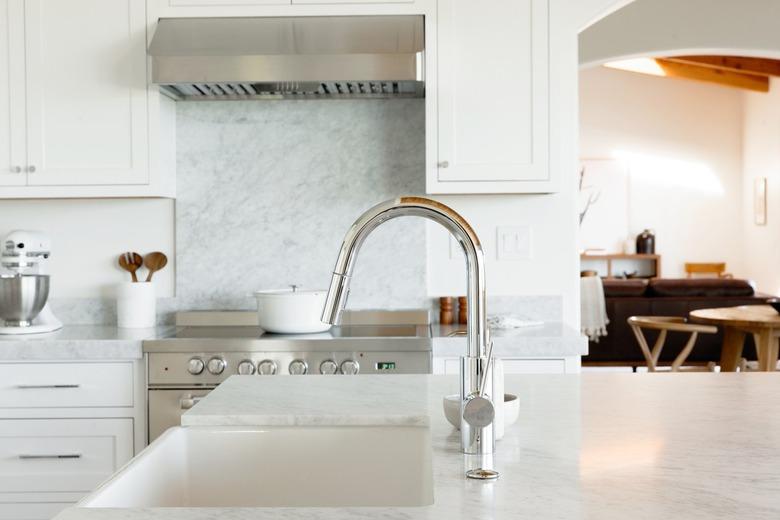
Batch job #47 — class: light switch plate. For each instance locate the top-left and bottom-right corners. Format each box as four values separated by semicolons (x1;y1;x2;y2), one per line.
497;226;532;260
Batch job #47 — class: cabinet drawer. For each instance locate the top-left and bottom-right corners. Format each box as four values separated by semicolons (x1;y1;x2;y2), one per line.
0;363;133;408
0;502;72;520
0;418;133;494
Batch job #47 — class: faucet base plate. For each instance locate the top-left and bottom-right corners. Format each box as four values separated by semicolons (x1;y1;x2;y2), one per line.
465;468;499;480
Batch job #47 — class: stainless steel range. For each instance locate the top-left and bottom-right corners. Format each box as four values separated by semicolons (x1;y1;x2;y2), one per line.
144;312;432;442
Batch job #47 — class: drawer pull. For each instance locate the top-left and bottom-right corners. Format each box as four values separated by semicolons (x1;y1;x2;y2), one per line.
180;395;203;410
15;384;81;389
18;454;82;460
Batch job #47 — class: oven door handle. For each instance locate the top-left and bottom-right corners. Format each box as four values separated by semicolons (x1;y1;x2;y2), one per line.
180;394;204;410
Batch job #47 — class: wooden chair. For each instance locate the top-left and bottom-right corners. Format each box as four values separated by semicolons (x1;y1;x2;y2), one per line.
684;262;732;278
627;316;718;372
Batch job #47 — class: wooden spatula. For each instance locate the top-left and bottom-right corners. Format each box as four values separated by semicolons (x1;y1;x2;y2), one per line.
118;252;143;283
144;252;168;282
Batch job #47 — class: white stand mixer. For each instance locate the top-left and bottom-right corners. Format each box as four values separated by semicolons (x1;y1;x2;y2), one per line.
0;230;63;334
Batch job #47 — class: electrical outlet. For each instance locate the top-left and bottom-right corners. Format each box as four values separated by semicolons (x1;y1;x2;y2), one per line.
497;226;532;260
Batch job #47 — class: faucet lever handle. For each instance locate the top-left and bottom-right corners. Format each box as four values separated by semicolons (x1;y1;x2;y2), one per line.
463;394;495;429
478;339;495;397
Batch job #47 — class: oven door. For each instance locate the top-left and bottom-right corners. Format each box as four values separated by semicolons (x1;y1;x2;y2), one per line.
148;388;213;443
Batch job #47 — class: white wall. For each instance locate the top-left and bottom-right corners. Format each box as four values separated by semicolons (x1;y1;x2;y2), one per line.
579;67;746;278
0;199;175;298
426;193;576;297
580;0;780;66
742;77;780;296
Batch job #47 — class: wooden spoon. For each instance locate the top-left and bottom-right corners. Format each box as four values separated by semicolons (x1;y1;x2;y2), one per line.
118;252;143;283
144;252;168;282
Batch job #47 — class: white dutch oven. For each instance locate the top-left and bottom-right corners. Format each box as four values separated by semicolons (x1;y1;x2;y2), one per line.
254;286;331;334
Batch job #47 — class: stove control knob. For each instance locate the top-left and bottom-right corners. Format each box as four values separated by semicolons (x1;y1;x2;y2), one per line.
319;360;338;375
340;359;360;375
288;359;308;375
207;357;227;375
237;360;256;375
187;357;205;375
257;359;277;376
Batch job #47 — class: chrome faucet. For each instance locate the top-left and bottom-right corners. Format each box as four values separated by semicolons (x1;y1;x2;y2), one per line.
321;197;495;455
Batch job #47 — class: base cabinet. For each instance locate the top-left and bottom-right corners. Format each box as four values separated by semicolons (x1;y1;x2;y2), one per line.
0;361;145;520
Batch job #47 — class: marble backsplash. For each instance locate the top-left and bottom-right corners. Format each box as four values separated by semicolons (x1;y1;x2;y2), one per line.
174;99;428;311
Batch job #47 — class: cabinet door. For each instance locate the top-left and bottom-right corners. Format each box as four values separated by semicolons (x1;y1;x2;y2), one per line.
0;0;25;187
23;0;149;186
433;0;550;193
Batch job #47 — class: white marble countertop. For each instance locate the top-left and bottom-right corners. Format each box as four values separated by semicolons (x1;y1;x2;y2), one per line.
0;325;175;360
433;321;587;357
0;320;585;361
57;373;780;519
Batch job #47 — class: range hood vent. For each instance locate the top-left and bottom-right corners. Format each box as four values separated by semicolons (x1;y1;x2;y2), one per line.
148;16;425;100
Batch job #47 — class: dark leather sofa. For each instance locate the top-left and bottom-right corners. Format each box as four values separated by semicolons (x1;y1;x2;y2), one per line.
585;278;772;366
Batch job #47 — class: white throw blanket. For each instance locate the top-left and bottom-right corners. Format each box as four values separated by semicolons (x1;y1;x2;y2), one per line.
580;276;609;341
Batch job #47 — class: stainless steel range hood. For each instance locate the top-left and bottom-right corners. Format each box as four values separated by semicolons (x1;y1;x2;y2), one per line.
148;15;425;100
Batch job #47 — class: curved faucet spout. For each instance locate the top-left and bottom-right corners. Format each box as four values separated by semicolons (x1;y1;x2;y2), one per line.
322;196;495;456
321;197;487;358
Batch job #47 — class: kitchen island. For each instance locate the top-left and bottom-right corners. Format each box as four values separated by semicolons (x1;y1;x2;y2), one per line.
55;373;780;519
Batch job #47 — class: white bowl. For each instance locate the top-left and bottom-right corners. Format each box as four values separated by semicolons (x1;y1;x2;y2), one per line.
254;288;332;334
443;393;519;431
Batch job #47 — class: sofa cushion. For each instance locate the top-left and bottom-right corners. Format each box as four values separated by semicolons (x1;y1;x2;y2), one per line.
647;278;755;297
603;279;649;297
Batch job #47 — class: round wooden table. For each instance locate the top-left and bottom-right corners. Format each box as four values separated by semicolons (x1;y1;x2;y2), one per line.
690;305;780;372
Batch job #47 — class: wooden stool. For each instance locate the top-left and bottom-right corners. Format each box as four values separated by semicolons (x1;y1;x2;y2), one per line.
628;316;718;372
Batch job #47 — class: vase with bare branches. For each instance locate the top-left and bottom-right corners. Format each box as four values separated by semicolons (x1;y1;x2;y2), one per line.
579;166;601;226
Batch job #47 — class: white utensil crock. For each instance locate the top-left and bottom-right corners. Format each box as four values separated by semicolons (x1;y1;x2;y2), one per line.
254;288;331;334
117;282;156;328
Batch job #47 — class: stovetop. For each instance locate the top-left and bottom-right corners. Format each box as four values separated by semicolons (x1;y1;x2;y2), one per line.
170;325;429;339
143;325;432;353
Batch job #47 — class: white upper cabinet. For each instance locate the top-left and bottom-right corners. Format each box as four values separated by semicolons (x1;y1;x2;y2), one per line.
430;0;552;193
23;0;149;187
0;0;174;198
0;0;25;187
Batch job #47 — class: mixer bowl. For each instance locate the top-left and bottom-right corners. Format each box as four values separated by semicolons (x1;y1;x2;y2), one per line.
0;274;50;327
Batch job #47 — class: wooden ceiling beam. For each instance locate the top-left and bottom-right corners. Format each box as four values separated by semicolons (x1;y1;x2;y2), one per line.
666;56;780;77
655;59;769;92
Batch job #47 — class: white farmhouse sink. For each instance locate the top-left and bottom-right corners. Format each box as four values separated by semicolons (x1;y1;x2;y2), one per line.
81;426;433;508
